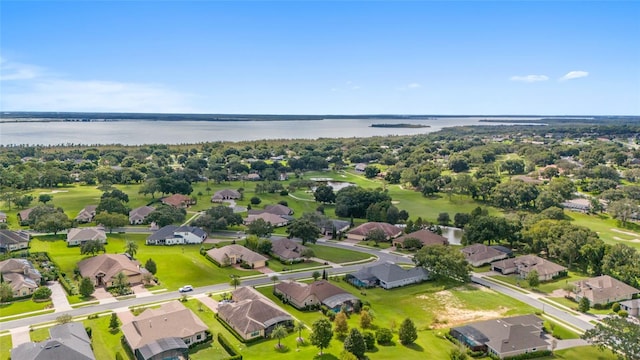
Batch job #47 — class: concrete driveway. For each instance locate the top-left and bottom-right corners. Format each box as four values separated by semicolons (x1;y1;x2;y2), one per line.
48;281;71;313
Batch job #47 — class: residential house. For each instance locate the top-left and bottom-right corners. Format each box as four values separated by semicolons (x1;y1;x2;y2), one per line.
0;211;7;223
354;163;367;172
0;258;41;297
246;173;261;181
573;275;640;306
317;219;350;237
560;198;592;213
243;212;289;227
392;229;448;249
161;194;195;208
66;227;107;246
206;244;268;268
619;299;640;318
146;225;207;245
248;204;294;216
17;208;35;225
121;301;208;360
129;206;155;225
271;238;308;262
450;315;549;359
346;262;430;289
347;222;403;241
491;255;567;281
217;286;293;341
74;205;97;223
0;229;30;253
460;244;509;267
77;254;146;287
11;323;96;360
274;280;360;312
211;189;241;202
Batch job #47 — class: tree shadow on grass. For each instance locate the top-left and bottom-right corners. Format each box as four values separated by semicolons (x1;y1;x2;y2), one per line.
404;343;424;352
314;354;339;360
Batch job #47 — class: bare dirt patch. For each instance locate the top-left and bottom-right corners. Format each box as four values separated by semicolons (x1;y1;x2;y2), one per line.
421;289;509;329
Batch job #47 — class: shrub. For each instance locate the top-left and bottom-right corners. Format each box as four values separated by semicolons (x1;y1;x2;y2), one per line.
85;327;92;338
376;328;393;344
363;331;375;350
612;303;621;312
279;190;289;196
250;196;261;205
32;286;52;300
618;310;629;317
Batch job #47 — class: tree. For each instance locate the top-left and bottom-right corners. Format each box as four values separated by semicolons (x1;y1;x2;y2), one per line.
334;311;349;338
146;205;186;227
230;276;241;289
343;328;366;359
246;218;273;238
125;240;138;259
57;314;72;324
453;213;471;228
38;194;53;204
15;194;34;209
602;244;640;288
79;277;95;298
501;159;525;175
94;212;127;233
81;240;106;256
0;282;13;302
375;328;393;345
310;318;333;355
363;331;375;350
287;218;321;245
96;197;129;215
360;309;373;329
250;196;262;205
109;312;120;330
402;237;423;250
526;270;540;288
578;297;590;313
312;271;321;281
608;199;638;226
192;205;243;231
113;271;129;295
582;316;640;360
414;245;470;283
366;228;387;245
315;184;336;203
398;318;417;345
271;324;288;350
145;259;157;275
335;187;391;218
294;321;306;343
450;345;469;360
437;212;451;226
364;166;380;179
33;212;71;235
33;286;52;300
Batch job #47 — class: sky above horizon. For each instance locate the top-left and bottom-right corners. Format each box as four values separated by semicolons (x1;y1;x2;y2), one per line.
1;1;639;115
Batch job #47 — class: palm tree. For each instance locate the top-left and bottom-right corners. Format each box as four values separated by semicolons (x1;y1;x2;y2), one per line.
270;275;279;287
230;275;241;289
271;324;288;350
294;321;305;345
125;240;138;259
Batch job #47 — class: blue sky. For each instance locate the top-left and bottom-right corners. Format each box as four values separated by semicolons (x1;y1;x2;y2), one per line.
1;1;639;115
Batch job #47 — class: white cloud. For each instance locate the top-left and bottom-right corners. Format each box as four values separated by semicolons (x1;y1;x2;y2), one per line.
0;57;196;112
509;75;549;83
559;70;589;81
407;83;422;89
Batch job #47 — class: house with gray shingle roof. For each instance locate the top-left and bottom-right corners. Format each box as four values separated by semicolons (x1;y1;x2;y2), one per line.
271;238;309;262
211;189;241;202
346;262;430;289
461;244;509;267
450;315;548;359
243;212;289;227
0;229;30;253
129;205;155;225
146;225;207;245
74;205;97;223
573;275;640;306
392;229;448;249
206;244;267;268
620;299;640;318
491;255;566;281
0;258;41;297
274;280;360;312
347;222;403;241
217;287;293;341
11;323;96;360
66;227;107;246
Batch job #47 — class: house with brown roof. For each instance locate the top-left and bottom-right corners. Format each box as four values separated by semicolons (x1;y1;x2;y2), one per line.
74;205;97;223
491;255;567;281
461;244;509;267
271;238;309;262
347;222;403;241
0;258;41;297
129;205;155;225
243;212;289;227
246;173;261;181
392;229;448;249
450;315;549;359
17;208;35;225
206;244;268;268
11;323;96;360
67;227;107;246
274;280;360;312
161;194;195;208
572;275;640;306
121;301;208;360
217;287;294;341
0;229;30;253
77;254;146;287
620;299;640;318
211;189;241;202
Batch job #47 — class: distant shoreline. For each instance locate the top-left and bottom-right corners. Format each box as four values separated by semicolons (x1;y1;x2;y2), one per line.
370;123;430;128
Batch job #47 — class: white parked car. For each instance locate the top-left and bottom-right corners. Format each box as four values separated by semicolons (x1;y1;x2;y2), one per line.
179;285;193;293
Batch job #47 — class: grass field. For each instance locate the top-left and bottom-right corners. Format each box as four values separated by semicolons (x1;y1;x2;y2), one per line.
489;271;590;295
541;346;618;360
0;334;11;360
181;299;238;359
29;327;50;342
0;299;52;318
306;244;372;264
547;297;615;316
568;212;640;250
83;315;127;360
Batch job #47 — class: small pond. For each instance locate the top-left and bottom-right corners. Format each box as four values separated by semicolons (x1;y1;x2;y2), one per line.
440;226;464;245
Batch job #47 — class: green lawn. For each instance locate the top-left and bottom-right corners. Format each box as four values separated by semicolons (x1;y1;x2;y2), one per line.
30;327;50;342
83;314;128;360
266;260;325;273
488;271;590;295
0;299;52;318
547;297;615;316
29;234;260;292
306;244;372;264
543;319;579;340
181;299;236;359
540;346;618;360
568;212;640;250
0;335;11;360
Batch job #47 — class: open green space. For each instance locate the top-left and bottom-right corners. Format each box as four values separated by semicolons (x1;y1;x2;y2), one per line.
543;319;580;340
547;297;614;316
29;234;260;291
181;299;238;359
568;211;640;250
540;346;618;360
83;314;127;360
0;299;52;318
488;271;590;295
0;335;12;360
29;327;50;342
306;244;372;264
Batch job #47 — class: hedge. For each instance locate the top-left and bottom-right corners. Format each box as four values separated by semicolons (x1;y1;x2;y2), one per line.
217;333;242;360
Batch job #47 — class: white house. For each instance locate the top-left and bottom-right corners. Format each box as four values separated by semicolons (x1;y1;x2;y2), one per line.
146;225;207;245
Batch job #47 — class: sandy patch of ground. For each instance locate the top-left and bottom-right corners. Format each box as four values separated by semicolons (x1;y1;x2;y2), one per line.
419;288;509;329
613;236;640;243
39;190;69;194
391;201;400;204
611;228;640;237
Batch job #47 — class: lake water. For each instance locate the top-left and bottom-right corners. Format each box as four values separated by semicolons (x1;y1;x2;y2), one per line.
0;117;540;146
440;226;464;245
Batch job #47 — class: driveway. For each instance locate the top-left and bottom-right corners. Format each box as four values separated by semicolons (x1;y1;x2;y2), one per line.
10;326;31;347
48;281;72;313
93;287;116;304
131;284;152;298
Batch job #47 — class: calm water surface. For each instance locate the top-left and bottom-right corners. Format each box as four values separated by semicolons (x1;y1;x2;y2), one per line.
0;118;538;146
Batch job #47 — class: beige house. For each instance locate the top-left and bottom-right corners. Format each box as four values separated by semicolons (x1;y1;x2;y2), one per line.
491;255;567;281
75;205;97;223
271;238;308;262
573;275;640;306
0;258;41;297
206;244;267;268
217;287;293;341
211;189;241;202
243;212;289;227
77;254;145;287
347;222;403;241
274;280;360;312
121;301;208;360
392;229;448;248
161;194;195;208
620;299;639;318
0;229;30;253
67;227;107;246
461;244;509;267
129;205;155;225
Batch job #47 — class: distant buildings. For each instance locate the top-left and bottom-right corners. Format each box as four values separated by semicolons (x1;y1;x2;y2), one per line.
161;194;195;208
392;229;448;249
491;255;567;281
74;205;97;223
66;227;107;246
211;189;241;202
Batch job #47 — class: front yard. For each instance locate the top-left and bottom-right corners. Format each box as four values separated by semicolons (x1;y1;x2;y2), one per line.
489;271;590;295
0;299;52;319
